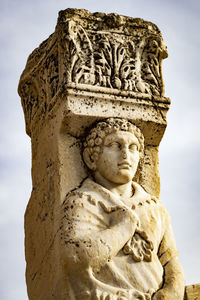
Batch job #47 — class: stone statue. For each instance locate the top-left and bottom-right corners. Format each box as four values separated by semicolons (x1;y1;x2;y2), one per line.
60;118;185;300
19;8;199;299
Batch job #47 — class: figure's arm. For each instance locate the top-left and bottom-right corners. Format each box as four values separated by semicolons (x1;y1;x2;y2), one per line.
153;257;185;300
153;216;185;300
59;196;138;273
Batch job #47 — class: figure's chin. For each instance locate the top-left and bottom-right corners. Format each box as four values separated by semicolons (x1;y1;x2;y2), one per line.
115;171;133;184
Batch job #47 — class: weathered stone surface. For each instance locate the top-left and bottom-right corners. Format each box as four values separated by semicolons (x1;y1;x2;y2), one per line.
18;8;195;300
184;284;200;300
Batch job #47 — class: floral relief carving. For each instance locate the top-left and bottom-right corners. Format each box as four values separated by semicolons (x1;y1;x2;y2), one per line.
93;38;137;91
20;81;39;132
123;230;154;262
66;20;167;96
68;20;95;85
141;37;168;96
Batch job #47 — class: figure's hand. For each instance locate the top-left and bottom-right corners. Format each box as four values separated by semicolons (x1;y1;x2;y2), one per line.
152;289;170;300
109;206;139;236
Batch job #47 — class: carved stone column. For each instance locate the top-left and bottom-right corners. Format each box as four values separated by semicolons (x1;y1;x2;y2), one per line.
18;8;189;300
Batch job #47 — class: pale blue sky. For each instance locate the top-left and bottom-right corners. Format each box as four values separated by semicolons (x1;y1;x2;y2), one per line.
0;0;199;299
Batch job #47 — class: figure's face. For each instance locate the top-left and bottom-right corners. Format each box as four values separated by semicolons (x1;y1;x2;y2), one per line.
95;131;140;184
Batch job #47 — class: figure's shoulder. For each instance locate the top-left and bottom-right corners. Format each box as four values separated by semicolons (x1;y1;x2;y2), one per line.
151;196;171;224
142;189;170;220
63;189;88;209
132;181;161;207
62;178;99;209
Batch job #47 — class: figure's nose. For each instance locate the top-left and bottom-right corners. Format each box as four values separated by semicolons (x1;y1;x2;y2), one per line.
121;147;128;159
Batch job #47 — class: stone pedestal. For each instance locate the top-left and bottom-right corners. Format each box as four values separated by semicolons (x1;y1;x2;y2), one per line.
184;284;200;299
18;8;197;300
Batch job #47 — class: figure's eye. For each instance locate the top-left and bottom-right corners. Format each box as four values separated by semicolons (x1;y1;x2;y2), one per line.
108;142;121;149
129;144;138;152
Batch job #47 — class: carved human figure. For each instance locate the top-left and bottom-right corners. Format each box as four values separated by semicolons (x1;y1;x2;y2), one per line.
60;118;185;299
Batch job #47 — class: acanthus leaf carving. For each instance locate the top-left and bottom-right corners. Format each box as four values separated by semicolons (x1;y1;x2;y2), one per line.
141;36;168;96
68;20;95;85
65;20;167;96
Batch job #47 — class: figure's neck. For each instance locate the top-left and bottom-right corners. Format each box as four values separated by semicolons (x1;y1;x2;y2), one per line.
94;172;133;198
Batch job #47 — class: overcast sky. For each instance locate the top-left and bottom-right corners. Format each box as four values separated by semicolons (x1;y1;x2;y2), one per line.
0;0;199;299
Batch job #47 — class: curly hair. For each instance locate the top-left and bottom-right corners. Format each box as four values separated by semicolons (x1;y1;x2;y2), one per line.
83;118;144;164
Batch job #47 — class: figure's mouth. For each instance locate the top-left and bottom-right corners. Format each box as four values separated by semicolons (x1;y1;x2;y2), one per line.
118;161;131;169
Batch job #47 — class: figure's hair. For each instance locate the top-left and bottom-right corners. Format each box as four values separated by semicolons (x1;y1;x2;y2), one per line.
83;118;144;163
